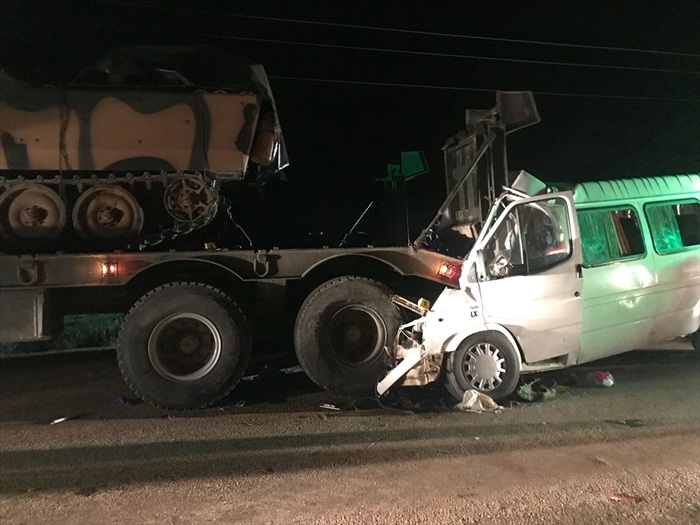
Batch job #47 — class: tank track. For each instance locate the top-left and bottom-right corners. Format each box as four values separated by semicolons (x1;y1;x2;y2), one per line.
0;170;224;254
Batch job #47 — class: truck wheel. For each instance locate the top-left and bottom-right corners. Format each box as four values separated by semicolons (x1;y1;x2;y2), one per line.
692;329;700;351
294;276;400;395
445;331;521;402
117;282;251;410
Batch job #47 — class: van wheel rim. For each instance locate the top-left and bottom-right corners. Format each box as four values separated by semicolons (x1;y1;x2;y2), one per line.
148;313;222;381
462;342;506;391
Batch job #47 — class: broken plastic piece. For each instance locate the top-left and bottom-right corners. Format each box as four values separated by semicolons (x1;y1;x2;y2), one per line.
49;414;85;424
517;380;566;402
455;389;500;412
517;381;537;401
112;396;143;406
607;418;644;428
607;493;641;504
319;403;340;411
591;371;614;387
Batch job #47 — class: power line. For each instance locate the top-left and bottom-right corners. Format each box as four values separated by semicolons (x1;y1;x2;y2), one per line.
4;14;699;76
228;35;699;76
269;75;700;103
103;0;700;59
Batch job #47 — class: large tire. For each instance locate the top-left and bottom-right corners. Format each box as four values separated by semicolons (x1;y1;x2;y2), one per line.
294;276;401;395
445;330;521;402
117;282;251;410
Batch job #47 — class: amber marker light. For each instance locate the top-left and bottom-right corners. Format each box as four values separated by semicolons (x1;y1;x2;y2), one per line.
101;262;119;277
437;262;461;283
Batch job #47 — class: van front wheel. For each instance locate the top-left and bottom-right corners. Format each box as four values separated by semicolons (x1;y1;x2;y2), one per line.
445;331;521;401
691;329;700;352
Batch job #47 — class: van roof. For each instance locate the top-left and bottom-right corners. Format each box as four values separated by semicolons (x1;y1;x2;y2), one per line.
567;174;700;205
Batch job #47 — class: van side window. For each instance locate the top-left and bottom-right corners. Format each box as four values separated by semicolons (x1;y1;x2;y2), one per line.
577;208;644;266
645;201;700;253
484;197;572;279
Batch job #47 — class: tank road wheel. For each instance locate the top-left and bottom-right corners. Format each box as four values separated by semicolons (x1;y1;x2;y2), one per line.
72;186;144;241
445;331;521;402
0;183;66;240
117;282;251;410
294;276;401;395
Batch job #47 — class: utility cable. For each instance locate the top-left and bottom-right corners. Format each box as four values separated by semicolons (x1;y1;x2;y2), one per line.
4;14;697;76
100;0;700;59
228;35;700;76
269;75;700;103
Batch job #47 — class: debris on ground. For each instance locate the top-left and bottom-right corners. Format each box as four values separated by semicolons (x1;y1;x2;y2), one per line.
516;380;568;402
317;412;328;421
112;396;143;406
606;418;644;428
363;440;380;451
517;381;538;401
74;487;98;497
590;370;615;387
455;389;501;413
607;493;642;504
319;403;340;411
242;365;304;382
49;414;85;425
374;380;464;413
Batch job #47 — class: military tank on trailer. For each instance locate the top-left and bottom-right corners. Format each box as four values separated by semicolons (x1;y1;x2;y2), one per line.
0;46;287;253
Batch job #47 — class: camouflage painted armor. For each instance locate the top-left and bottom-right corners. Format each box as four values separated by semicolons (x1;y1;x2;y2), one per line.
0;46;287;251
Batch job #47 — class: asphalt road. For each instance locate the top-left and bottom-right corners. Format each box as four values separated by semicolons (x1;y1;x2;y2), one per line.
0;348;698;525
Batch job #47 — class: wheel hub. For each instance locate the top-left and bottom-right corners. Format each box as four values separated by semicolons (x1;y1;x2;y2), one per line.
96;206;125;227
0;182;66;239
344;325;362;344
72;185;143;240
19;205;49;227
148;313;222;381
472;354;499;379
325;305;385;368
462;342;506;391
178;334;199;354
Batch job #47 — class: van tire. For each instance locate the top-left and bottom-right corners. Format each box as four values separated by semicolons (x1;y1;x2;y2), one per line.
294;276;400;395
445;330;521;402
692;329;700;352
117;282;251;410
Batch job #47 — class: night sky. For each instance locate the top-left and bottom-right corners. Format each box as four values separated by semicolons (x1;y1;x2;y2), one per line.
2;1;699;246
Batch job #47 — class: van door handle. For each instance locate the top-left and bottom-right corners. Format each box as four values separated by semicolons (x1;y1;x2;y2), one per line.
575;264;583;279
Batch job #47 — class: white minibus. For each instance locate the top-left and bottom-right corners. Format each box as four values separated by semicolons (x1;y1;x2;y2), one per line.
378;172;700;401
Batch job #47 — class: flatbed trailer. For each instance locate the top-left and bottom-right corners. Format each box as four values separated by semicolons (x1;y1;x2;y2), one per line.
0;244;460;408
0;88;539;409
